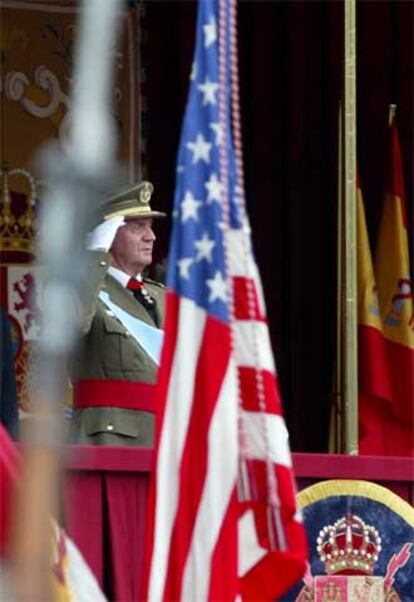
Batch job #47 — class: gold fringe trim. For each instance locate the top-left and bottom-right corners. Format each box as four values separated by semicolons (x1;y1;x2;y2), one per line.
297;479;414;526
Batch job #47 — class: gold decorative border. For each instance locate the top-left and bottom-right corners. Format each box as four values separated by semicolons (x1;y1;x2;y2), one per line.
297;479;414;527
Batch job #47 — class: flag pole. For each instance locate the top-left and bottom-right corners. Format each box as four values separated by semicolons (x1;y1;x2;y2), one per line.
343;0;358;454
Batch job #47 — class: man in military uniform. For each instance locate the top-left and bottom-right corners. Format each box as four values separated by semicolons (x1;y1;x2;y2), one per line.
69;181;166;446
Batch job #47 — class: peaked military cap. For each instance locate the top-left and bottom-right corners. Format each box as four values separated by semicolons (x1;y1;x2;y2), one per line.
102;181;166;220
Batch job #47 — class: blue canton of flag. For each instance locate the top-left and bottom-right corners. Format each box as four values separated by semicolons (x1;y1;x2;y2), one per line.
167;0;240;324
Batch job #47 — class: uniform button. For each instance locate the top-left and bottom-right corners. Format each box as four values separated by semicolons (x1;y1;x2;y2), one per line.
99;260;107;267
106;424;114;431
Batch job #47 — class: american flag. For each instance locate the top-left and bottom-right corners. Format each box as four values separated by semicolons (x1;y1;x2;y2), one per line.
142;0;307;600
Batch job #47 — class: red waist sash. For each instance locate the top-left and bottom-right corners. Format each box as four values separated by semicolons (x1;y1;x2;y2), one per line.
73;379;155;413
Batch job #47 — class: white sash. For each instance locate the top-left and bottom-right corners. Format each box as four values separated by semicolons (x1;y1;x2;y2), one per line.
99;291;163;366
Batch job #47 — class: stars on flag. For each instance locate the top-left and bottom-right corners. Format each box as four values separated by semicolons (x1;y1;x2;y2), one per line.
197;76;219;105
181;191;203;222
177;257;194;279
168;3;238;322
203;16;217;48
195;232;215;262
205;173;222;203
186;133;212;164
206;271;227;303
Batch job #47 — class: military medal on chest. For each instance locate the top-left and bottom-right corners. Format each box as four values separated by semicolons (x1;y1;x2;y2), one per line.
140;285;154;305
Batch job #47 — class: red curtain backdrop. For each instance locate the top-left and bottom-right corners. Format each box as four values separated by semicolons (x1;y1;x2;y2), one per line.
142;0;413;452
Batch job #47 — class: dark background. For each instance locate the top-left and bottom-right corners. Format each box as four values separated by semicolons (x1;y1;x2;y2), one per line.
142;0;413;452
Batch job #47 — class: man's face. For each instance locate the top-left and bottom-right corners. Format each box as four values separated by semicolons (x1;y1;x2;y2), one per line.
110;218;156;275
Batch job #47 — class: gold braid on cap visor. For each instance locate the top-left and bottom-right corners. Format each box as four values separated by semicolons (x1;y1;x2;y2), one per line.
103;206;166;220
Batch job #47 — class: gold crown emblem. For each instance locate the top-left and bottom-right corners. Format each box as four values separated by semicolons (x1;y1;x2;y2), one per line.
316;514;382;575
0;164;39;256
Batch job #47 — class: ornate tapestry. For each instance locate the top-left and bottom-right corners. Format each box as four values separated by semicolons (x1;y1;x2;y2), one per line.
0;0;143;410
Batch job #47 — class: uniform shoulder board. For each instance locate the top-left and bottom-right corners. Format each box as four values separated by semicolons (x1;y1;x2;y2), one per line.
143;277;166;289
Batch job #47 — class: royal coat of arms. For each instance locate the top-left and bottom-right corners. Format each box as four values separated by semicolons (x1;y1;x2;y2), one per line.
284;480;414;602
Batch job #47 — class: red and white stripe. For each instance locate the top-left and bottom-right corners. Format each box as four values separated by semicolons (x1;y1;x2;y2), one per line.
142;292;239;601
225;6;307;593
227;227;307;598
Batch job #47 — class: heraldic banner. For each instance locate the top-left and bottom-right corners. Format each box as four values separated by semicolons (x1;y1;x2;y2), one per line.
284;479;414;601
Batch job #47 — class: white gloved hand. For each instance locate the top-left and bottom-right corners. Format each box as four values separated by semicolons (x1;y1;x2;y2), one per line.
86;216;126;252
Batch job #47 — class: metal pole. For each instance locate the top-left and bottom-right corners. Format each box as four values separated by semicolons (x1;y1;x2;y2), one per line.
343;0;358;454
11;2;123;600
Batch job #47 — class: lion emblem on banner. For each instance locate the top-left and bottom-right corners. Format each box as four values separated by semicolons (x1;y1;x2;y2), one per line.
284;480;414;602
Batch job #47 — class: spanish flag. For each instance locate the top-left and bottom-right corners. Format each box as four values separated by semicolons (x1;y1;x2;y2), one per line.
357;173;393;454
375;109;414;456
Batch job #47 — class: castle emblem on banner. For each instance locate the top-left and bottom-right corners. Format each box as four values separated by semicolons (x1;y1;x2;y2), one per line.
286;481;414;602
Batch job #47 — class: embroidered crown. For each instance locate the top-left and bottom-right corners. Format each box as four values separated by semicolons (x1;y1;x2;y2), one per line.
0;164;39;256
316;514;382;575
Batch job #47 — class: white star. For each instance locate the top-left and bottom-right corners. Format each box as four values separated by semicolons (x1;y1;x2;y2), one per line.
205;173;222;204
197;77;219;105
186;133;212;164
195;232;215;262
177;257;193;279
206;271;228;303
190;61;197;81
203;17;217;48
209;122;223;145
181;191;202;222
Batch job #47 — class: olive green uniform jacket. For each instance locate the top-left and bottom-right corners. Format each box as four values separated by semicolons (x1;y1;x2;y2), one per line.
69;251;165;446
